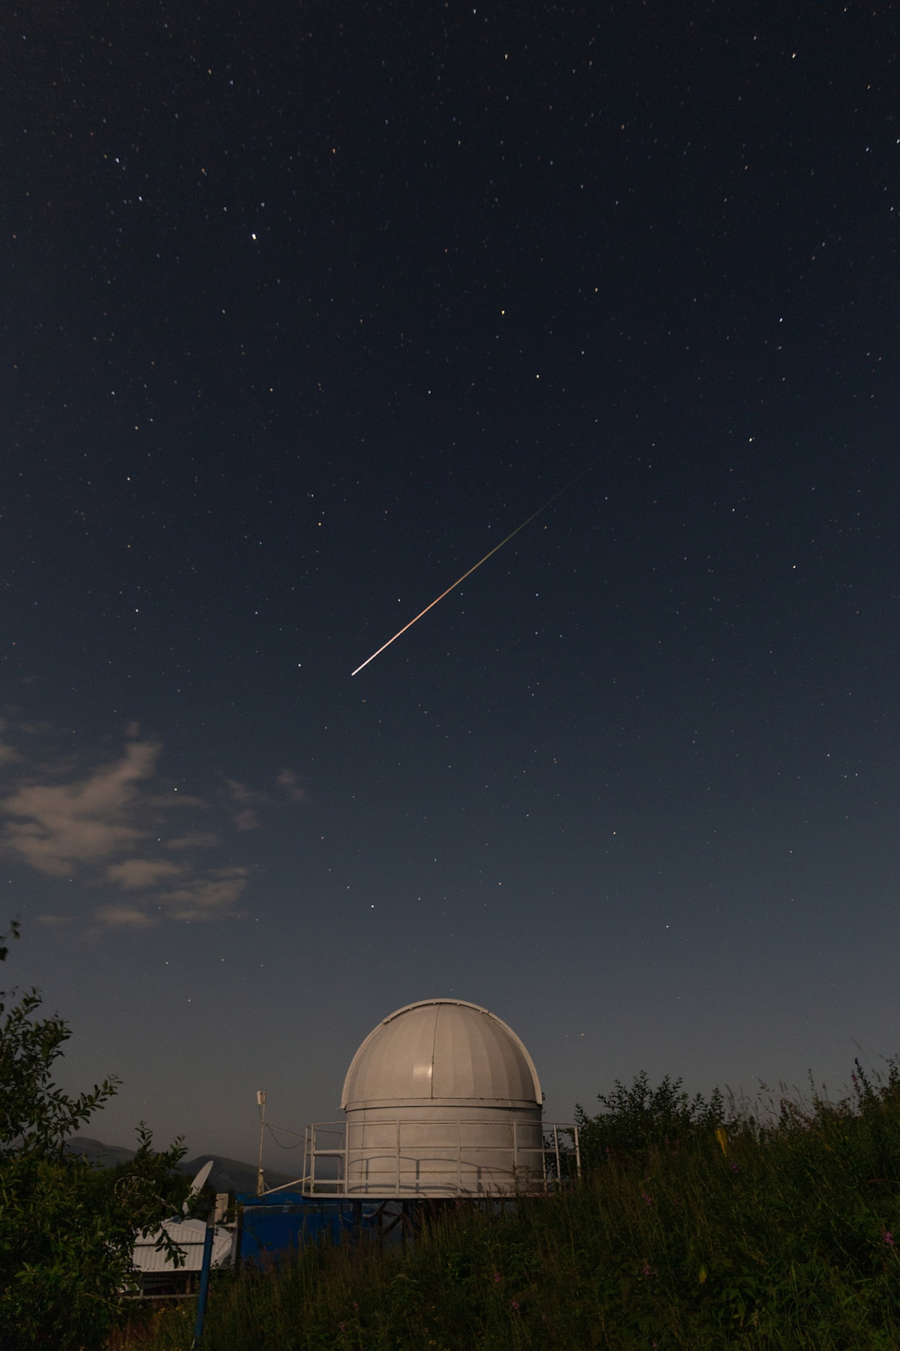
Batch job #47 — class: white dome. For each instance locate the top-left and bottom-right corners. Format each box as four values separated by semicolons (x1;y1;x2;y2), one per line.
341;999;541;1110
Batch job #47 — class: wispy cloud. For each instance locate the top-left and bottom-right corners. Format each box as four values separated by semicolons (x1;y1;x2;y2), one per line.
232;808;261;832
276;768;309;804
0;729;307;929
222;779;263;831
106;858;186;890
223;771;310;829
1;740;160;877
166;831;221;851
156;868;249;921
92;905;158;929
224;779;260;807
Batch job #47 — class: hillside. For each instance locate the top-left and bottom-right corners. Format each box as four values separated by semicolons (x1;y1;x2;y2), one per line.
67;1137;298;1195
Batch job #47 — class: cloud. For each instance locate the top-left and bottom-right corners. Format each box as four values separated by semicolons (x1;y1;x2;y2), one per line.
93;905;157;928
166;832;221;850
224;779;264;806
232;808;261;832
0;740;161;876
0;742;23;769
223;772;309;826
223;778;267;830
0;729;306;930
106;858;185;889
156;868;249;921
276;768;309;804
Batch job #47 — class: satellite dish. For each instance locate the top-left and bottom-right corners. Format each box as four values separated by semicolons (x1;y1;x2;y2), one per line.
183;1159;215;1214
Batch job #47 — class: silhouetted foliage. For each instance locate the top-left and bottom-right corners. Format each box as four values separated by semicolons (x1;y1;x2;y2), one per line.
0;923;187;1350
574;1070;726;1167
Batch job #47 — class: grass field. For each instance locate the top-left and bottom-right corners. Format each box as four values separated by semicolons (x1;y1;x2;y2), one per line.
114;1062;900;1350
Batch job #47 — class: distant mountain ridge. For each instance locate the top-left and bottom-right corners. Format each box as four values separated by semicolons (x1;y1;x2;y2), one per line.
67;1136;300;1195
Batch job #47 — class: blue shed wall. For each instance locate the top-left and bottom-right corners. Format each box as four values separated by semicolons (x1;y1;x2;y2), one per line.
235;1192;379;1265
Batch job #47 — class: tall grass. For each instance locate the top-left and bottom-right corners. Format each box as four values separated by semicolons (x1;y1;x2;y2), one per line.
117;1061;900;1350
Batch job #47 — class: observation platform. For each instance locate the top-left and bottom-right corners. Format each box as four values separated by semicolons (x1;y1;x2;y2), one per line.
255;1117;581;1200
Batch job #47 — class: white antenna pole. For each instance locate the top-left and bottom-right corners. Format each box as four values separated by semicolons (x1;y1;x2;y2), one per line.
256;1090;266;1195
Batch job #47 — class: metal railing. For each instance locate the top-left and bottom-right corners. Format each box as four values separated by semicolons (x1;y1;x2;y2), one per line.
259;1119;580;1198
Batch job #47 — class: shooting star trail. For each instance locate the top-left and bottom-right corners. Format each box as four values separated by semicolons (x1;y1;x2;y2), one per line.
351;466;591;676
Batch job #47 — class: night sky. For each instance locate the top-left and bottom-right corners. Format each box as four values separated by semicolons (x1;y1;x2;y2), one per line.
2;1;898;1163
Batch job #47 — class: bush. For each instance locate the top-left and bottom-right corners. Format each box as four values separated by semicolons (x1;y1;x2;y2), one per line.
0;924;187;1350
575;1070;727;1166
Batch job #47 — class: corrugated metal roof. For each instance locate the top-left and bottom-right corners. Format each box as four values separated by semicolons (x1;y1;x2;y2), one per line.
132;1219;233;1272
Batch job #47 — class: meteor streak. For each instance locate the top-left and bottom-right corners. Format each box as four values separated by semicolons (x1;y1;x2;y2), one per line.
351;466;591;676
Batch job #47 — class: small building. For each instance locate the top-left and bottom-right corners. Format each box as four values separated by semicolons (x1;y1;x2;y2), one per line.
131;1210;234;1298
338;999;545;1196
239;1000;579;1260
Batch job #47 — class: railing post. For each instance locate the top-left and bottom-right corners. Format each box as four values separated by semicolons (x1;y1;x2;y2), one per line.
190;1215;215;1348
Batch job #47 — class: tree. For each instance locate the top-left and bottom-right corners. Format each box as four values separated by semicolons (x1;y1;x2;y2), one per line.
575;1070;726;1168
0;922;188;1349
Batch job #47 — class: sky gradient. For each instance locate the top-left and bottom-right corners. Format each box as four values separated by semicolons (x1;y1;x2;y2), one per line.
2;0;898;1164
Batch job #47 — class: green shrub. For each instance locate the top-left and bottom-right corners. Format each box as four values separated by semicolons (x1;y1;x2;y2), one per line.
0;924;187;1350
574;1069;727;1165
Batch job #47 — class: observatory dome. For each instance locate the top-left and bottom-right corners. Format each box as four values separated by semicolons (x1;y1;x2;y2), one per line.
339;1000;544;1197
341;999;541;1110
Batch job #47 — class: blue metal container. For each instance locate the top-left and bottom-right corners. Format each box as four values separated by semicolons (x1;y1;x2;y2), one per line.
235;1192;385;1264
